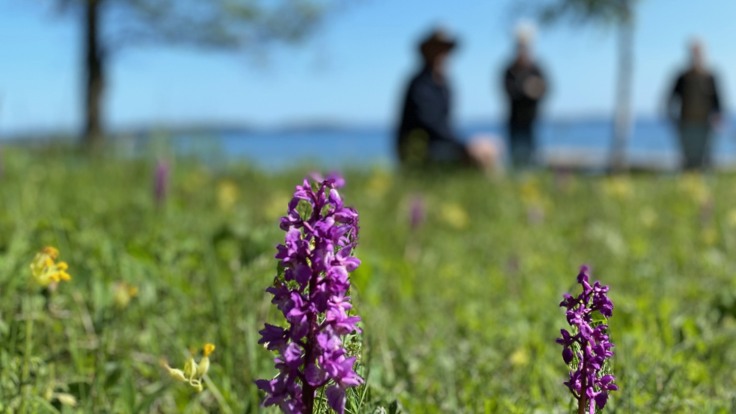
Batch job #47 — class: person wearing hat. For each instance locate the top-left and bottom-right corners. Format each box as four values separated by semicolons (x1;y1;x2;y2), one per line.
502;23;547;168
396;28;499;171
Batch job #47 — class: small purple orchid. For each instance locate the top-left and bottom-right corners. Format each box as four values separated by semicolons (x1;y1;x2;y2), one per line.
257;173;363;414
557;266;618;414
154;159;169;208
408;194;426;232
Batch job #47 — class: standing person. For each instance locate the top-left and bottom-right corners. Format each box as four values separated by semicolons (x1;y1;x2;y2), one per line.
667;39;722;170
502;24;547;168
397;28;500;172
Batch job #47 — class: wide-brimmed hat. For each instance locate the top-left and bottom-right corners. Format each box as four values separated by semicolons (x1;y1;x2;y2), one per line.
419;28;458;59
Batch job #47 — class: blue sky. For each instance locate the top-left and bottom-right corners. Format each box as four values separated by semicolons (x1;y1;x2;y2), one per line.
0;0;735;134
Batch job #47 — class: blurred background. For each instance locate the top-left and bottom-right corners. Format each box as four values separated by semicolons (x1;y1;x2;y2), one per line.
1;0;736;169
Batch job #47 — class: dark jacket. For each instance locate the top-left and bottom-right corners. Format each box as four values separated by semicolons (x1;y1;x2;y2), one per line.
397;66;465;163
669;69;721;125
503;61;546;127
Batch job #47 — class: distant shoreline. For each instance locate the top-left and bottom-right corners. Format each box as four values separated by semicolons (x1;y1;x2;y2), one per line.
3;114;735;142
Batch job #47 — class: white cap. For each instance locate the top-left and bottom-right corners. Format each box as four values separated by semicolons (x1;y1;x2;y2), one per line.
515;20;537;45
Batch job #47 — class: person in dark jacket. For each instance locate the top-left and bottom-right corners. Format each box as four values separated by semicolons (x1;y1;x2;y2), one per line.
502;27;547;168
397;28;499;171
667;39;722;170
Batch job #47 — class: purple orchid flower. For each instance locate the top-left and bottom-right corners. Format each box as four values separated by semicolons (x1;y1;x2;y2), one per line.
557;266;618;414
154;159;169;208
257;174;363;414
408;194;426;232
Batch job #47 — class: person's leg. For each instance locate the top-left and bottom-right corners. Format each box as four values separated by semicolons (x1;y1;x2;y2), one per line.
699;126;713;170
679;125;697;170
679;123;711;170
522;124;536;166
509;125;533;168
528;123;538;166
509;126;521;167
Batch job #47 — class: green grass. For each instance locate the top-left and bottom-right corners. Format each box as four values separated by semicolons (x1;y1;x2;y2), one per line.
1;148;736;413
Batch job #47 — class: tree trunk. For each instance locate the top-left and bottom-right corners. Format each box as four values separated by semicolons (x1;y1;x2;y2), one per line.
609;3;634;173
83;0;104;150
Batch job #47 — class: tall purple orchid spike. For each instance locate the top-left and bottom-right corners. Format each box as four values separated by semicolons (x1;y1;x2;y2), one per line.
257;173;363;414
154;159;169;208
408;194;426;232
557;266;618;414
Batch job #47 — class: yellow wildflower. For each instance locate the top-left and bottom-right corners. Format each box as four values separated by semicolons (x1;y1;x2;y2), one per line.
602;176;633;201
163;343;215;392
113;282;139;309
30;246;71;287
203;343;216;356
197;343;215;377
440;202;469;230
520;177;542;205
217;180;239;211
510;348;529;367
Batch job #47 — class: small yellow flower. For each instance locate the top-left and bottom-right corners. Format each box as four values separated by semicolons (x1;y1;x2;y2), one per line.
203;343;215;357
217;180;239;211
42;246;59;259
440;202;469;230
510;348;529;367
602;176;633;200
113;282;139;309
163;343;215;392
30;246;71;287
520;177;542;205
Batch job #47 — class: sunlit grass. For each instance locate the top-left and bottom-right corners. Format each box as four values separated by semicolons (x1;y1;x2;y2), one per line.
0;148;735;412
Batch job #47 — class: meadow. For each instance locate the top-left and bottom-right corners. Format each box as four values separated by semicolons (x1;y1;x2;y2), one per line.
1;147;736;413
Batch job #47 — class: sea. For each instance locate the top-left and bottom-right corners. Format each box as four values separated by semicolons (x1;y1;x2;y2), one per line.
27;117;736;171
171;118;736;171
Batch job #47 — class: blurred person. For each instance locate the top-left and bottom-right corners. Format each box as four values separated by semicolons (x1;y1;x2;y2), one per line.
396;28;501;174
667;39;722;170
502;22;547;168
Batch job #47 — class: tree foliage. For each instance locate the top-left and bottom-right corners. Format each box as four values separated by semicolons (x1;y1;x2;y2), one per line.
37;0;340;147
527;0;637;27
56;0;334;53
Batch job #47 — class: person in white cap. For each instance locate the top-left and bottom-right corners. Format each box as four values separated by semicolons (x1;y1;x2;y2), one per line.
501;23;547;168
